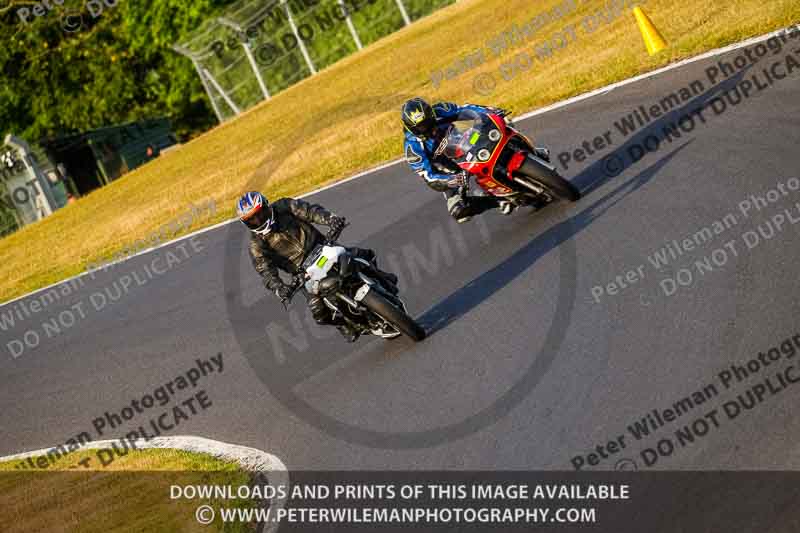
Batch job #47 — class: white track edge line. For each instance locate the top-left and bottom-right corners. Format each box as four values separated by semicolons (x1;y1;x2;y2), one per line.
1;435;288;533
2;22;796;309
513;23;799;122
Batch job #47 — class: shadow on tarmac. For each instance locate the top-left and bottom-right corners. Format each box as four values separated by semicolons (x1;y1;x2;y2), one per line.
419;140;692;335
419;65;753;334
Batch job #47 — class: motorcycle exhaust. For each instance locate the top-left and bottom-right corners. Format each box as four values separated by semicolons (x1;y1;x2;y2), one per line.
337;292;361;307
513;177;545;195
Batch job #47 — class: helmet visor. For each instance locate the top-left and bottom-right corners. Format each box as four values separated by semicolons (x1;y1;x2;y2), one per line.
242;205;273;232
409;115;436;138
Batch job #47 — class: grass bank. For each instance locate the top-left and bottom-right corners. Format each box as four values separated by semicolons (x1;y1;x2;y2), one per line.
0;448;254;532
1;0;798;302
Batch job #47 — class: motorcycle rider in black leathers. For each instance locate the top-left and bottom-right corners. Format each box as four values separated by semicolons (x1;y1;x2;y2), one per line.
236;192;397;343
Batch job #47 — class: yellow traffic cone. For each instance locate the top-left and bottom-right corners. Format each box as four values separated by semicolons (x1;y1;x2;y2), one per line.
633;7;667;55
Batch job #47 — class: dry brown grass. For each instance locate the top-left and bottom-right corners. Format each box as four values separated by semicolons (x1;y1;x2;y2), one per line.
1;0;798;301
0;448;251;532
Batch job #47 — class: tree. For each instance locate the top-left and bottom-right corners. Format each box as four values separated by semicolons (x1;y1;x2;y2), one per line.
0;0;236;142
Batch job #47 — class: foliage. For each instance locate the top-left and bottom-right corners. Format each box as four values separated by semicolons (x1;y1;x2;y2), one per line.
0;0;237;141
0;0;797;302
0;0;450;140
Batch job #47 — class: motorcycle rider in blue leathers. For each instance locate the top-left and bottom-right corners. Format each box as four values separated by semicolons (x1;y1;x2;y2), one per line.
401;98;551;223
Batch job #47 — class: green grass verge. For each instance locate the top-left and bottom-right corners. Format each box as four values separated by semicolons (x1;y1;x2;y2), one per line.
1;0;798;302
0;448;255;532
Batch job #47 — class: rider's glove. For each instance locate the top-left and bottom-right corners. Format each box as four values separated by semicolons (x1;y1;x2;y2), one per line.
326;216;346;241
447;171;468;190
492;107;511;117
275;284;293;301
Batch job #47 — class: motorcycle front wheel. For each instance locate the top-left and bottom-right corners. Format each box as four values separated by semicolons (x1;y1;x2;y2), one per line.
518;155;581;202
360;290;426;342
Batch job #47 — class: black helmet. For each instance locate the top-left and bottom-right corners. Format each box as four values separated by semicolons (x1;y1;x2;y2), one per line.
401;98;436;138
236;191;275;235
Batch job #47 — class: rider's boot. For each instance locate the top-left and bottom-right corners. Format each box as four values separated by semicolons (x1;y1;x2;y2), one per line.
534;146;551;162
447;194;473;224
336;323;360;343
367;254;399;294
498;201;515;215
529;195;551;213
372;267;399;294
380;271;398;285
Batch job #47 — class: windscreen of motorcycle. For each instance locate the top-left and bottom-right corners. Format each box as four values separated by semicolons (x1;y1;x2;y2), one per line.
304;245;347;293
438;116;501;165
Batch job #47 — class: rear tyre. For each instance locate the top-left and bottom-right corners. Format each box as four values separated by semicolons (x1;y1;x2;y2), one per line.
519;155;581;202
361;290;426;342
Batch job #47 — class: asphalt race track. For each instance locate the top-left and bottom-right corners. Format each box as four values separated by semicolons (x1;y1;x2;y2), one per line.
2;40;800;471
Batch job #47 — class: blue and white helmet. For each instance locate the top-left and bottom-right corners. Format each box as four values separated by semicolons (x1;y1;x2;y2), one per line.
236;191;274;235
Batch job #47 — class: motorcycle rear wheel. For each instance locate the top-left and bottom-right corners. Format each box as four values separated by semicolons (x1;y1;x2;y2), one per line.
361;290;426;342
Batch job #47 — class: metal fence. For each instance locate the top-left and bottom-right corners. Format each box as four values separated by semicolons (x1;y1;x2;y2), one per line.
172;0;454;121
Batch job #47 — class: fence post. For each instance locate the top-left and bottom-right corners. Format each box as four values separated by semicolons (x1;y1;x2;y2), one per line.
218;17;271;102
192;57;224;123
203;68;242;115
242;42;271;100
281;0;317;75
338;0;363;50
394;0;411;26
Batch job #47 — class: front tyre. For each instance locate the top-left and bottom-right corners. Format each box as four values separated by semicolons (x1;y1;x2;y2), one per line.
519;155;581;202
361;290;426;342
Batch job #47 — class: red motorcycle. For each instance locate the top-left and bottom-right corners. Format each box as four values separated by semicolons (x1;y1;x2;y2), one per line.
435;110;581;207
